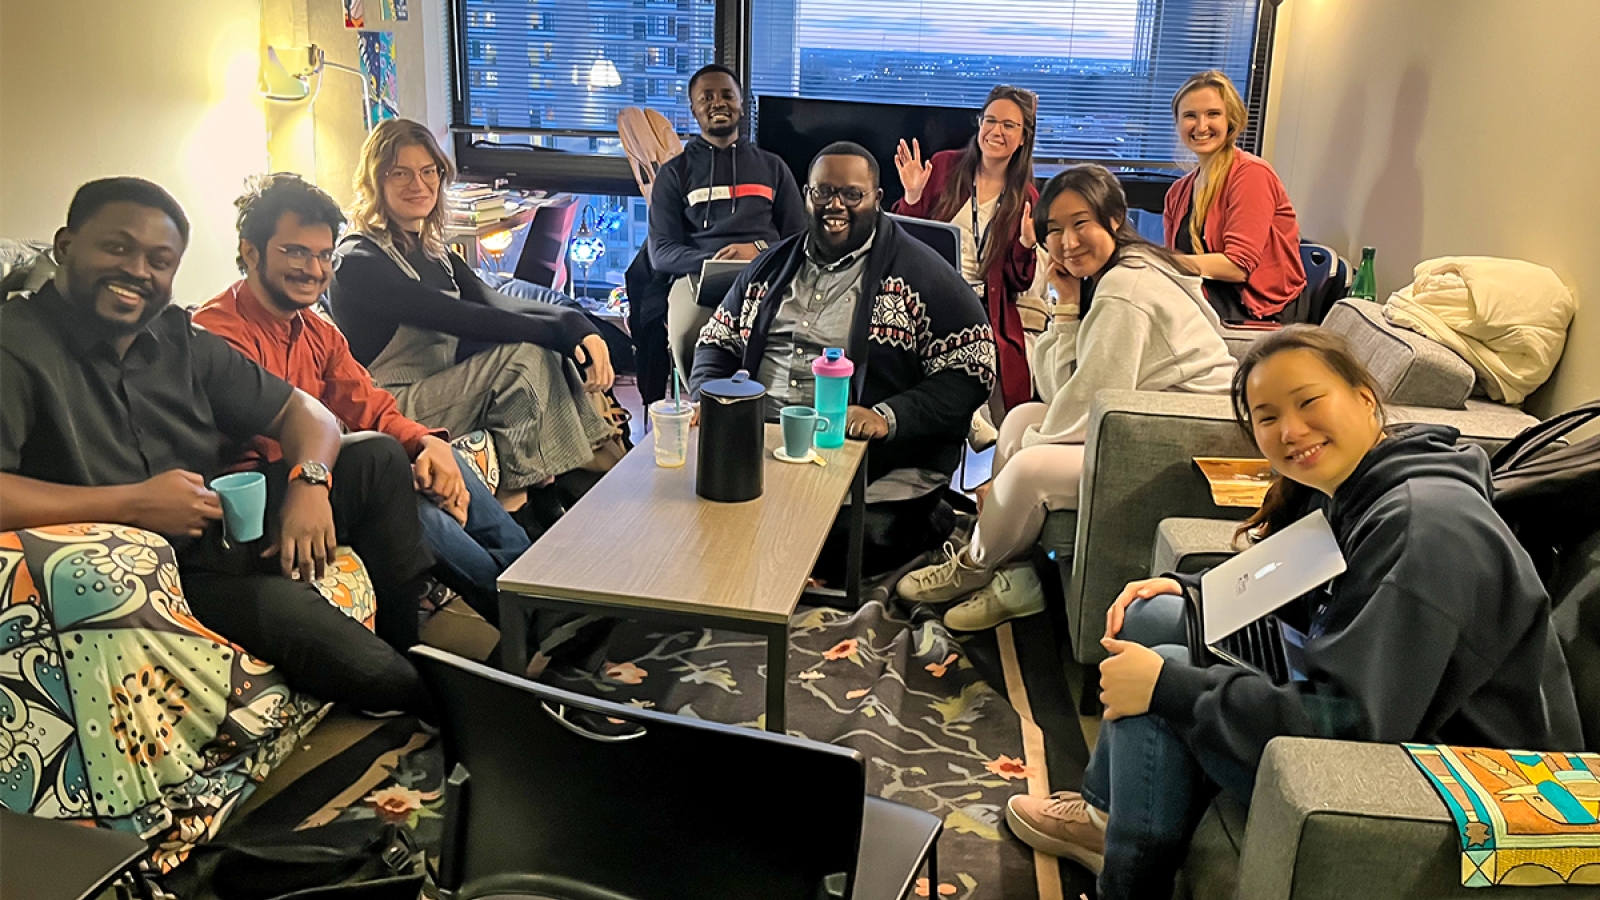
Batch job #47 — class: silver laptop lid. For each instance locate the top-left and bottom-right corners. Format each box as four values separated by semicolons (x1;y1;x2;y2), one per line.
699;258;749;281
1199;509;1346;644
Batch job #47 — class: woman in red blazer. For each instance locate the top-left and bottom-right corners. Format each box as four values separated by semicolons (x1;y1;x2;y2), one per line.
1163;71;1305;321
893;85;1039;411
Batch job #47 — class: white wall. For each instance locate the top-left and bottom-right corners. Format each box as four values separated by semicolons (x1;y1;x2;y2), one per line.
0;0;453;303
1264;0;1599;416
0;0;269;304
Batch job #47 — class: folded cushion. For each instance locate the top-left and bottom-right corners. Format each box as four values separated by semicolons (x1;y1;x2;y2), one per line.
1322;299;1475;409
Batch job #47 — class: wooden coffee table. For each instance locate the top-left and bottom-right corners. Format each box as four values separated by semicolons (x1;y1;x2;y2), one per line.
497;424;868;733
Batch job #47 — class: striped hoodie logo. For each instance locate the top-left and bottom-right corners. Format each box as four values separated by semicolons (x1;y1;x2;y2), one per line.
685;184;775;206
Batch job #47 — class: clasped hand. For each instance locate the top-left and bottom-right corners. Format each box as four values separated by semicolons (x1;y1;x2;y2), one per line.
1097;577;1183;720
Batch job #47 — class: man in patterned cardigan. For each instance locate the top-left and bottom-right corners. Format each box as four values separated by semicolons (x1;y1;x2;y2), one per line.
691;142;996;580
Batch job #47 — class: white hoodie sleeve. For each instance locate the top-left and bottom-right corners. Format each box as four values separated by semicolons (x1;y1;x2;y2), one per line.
1022;297;1152;447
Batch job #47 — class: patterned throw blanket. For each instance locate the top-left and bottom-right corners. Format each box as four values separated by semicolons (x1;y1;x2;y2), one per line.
1406;744;1600;887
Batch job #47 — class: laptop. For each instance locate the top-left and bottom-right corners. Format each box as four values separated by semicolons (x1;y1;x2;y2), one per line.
1198;510;1346;684
885;213;961;270
697;258;749;309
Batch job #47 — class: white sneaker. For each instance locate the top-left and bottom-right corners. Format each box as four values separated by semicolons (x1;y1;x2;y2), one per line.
896;542;994;604
968;407;998;452
944;564;1046;631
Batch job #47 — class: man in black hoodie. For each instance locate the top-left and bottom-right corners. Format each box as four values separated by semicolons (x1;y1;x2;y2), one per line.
650;64;806;378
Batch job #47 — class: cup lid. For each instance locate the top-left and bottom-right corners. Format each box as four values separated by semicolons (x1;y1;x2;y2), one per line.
701;369;767;400
811;347;854;378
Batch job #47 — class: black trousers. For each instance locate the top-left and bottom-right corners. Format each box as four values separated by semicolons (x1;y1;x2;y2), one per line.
179;433;436;717
813;489;954;587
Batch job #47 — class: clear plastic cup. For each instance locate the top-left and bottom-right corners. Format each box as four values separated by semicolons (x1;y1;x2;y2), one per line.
649;399;694;468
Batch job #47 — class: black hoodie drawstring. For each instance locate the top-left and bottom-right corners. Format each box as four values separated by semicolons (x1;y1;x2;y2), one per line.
700;140;740;228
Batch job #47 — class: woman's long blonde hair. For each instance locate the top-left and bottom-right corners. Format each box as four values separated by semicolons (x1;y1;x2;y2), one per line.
350;118;456;259
1172;70;1247;254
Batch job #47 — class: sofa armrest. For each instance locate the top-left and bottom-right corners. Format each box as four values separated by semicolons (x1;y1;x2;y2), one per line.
1066;391;1539;665
1068;391;1254;663
1237;737;1599;899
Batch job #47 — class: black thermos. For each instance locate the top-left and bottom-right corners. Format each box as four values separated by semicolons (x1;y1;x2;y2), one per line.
696;370;766;502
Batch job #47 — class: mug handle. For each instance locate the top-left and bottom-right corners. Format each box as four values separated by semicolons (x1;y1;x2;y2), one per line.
813;418;829;433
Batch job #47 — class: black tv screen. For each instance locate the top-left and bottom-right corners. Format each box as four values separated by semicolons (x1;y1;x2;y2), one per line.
755;96;980;208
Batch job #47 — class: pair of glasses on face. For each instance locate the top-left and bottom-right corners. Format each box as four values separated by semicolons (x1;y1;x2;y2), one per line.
384;165;443;185
978;115;1024;134
806;185;870;207
276;246;336;267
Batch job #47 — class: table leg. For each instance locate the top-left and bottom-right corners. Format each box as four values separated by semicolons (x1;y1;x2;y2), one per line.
764;621;788;734
845;449;868;606
498;591;530;676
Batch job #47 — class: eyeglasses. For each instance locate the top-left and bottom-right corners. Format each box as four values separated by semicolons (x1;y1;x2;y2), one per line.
806;185;870;207
978;115;1025;134
275;245;336;267
383;165;443;185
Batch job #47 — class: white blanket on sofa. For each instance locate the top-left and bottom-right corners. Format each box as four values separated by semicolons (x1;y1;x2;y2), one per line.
1384;256;1576;404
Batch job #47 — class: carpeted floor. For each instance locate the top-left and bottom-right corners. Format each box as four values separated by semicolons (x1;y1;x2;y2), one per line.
184;553;1100;900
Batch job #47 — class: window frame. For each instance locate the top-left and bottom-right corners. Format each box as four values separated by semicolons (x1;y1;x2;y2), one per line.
447;0;1277;192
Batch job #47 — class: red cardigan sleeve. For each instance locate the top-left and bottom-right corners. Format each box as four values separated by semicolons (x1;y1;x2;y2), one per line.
999;180;1040;294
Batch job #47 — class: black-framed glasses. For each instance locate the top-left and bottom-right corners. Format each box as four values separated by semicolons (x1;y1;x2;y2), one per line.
806;185;869;206
978;115;1024;134
276;245;336;267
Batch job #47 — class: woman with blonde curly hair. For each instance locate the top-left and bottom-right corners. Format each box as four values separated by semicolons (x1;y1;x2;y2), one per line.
1164;70;1305;322
329;118;614;520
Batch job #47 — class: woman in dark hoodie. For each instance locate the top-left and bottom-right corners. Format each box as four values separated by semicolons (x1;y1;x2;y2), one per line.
1003;325;1583;899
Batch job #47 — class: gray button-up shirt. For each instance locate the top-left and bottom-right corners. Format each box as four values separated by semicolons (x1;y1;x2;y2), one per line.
755;229;875;418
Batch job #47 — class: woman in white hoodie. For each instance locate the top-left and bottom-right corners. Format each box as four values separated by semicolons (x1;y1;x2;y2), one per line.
898;164;1235;631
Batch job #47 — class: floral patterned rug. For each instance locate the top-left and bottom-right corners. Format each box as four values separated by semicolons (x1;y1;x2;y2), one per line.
187;594;1093;900
545;597;1061;900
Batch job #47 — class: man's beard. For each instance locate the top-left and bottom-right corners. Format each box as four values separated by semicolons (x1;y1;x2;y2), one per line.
260;266;324;314
704;116;740;140
809;207;877;265
61;261;169;337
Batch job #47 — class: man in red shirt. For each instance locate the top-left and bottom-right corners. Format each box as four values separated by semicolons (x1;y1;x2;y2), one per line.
195;174;530;624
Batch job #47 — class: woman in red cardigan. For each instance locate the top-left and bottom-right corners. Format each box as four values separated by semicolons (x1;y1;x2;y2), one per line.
1163;70;1305;322
893;85;1039;411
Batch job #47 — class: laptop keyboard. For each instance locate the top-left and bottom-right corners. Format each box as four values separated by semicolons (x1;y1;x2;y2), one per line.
1217;617;1290;684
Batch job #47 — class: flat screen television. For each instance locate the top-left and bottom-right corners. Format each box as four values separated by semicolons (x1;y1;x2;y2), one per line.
755;96;980;208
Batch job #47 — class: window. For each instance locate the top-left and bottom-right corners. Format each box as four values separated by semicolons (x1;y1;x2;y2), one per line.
458;0;715;134
748;0;1264;164
646;15;677;39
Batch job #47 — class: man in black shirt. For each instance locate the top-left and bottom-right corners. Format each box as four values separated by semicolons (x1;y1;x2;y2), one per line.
0;177;434;718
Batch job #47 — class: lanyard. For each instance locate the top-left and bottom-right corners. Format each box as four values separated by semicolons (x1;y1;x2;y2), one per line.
970;189;993;260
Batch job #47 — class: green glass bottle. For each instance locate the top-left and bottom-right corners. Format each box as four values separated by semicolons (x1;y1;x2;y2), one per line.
1350;246;1377;302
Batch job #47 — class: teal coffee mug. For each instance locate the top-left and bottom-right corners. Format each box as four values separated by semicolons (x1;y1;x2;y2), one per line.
779;405;827;460
209;471;267;543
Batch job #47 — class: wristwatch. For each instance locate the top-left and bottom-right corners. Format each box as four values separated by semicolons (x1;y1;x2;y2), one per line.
288;460;333;490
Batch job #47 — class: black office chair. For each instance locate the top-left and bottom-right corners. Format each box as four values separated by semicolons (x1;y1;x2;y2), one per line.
0;808;154;900
413;646;941;900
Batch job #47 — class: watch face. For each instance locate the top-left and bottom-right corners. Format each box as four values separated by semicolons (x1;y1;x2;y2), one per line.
299;460;330;483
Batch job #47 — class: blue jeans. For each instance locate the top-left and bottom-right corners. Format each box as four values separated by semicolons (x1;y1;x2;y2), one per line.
1081;593;1257;900
417;448;532;624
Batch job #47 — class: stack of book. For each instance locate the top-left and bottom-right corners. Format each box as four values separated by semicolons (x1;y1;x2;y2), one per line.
445;184;510;228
